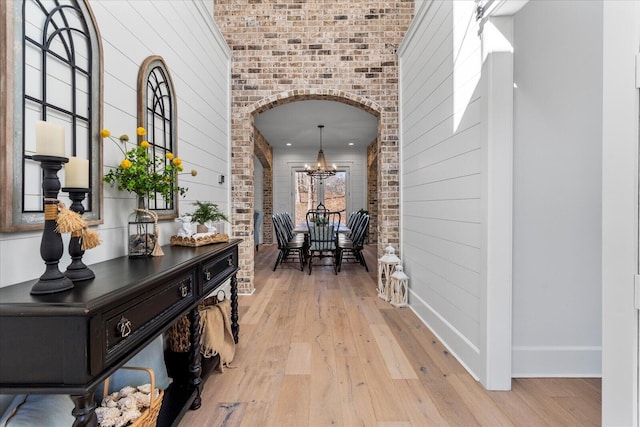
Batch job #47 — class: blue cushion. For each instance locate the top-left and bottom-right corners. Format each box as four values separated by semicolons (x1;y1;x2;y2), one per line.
4;394;74;427
1;335;171;426
0;395;28;427
0;395;23;426
98;335;171;400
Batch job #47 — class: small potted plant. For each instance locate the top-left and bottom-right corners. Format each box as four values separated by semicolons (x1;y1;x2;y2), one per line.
189;201;229;234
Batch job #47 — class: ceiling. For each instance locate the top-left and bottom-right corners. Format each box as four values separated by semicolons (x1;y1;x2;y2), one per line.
253;100;378;150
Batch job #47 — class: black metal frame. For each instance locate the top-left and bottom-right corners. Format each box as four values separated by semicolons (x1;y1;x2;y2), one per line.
144;63;176;212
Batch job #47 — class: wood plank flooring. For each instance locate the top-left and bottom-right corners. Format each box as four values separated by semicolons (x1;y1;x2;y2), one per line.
179;244;601;426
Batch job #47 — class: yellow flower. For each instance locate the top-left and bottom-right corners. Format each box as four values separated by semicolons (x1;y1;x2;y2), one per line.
103;126;190;201
191;169;198;176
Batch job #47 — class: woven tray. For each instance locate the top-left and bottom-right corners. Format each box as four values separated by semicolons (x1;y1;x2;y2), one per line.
170;233;229;247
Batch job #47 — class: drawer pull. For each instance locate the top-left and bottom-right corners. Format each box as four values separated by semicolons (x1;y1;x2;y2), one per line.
204;270;211;281
179;283;190;298
117;317;132;338
227;257;233;267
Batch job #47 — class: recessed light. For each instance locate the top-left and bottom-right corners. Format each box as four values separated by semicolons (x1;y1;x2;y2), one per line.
348;142;354;146
286;143;292;146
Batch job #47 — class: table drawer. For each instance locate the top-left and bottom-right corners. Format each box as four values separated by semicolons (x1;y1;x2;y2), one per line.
202;246;238;295
105;273;194;361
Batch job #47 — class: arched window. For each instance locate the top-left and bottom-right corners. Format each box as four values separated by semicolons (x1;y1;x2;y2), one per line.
1;0;102;231
138;56;179;217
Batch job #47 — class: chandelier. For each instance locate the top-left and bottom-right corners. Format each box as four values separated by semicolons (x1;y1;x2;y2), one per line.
305;125;336;180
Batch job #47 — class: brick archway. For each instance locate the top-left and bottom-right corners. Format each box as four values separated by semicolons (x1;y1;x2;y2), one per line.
251;89;382;117
233;89;398;295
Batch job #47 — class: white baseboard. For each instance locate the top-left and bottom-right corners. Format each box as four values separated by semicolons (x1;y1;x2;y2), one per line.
512;345;602;377
408;290;482;381
409;289;603;380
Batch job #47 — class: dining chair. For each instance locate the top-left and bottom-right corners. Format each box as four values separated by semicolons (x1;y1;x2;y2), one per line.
337;212;369;272
306;210;341;274
272;214;305;271
346;211;358;231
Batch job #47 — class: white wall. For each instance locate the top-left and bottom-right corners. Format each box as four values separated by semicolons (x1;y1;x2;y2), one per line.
399;0;485;378
602;1;640;424
512;0;602;377
272;146;367;217
0;0;231;287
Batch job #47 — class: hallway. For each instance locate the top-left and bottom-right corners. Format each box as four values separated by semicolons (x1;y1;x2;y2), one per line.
180;244;600;426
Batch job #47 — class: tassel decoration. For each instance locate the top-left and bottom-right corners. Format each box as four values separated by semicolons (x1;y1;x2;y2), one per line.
55;202;85;234
148;210;164;256
81;227;101;250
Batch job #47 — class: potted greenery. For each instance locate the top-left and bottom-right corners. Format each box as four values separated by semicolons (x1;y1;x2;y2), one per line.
102;127;195;257
189;201;229;234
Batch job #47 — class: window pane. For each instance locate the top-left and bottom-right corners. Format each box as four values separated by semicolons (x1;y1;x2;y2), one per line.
294;171;347;225
294;171;317;225
323;172;346;213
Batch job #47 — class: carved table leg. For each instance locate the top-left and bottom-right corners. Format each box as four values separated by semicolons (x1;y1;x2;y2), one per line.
70;391;97;427
231;274;239;343
188;306;203;410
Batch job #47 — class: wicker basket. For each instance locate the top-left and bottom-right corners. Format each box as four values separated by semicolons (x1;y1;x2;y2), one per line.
101;366;164;427
167;291;226;353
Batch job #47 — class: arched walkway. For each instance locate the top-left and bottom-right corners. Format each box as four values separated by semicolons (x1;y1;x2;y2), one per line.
232;89;399;295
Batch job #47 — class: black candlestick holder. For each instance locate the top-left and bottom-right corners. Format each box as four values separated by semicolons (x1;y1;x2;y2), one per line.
30;155;74;295
62;188;95;281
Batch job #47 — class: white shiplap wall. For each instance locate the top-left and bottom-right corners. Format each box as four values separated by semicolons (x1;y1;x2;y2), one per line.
399;0;484;376
0;0;231;287
402;0;605;383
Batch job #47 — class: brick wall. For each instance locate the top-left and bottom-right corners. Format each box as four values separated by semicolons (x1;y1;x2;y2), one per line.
214;1;413;293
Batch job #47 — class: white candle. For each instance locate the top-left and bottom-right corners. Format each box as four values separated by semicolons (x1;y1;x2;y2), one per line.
65;157;89;188
35;121;66;157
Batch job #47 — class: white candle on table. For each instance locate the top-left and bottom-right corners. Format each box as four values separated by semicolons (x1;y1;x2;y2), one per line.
35;121;66;157
65;157;89;188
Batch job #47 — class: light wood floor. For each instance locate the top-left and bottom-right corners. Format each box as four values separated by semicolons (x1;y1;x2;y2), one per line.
180;244;601;426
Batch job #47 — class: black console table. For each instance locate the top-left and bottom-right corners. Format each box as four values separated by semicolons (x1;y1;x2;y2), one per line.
0;239;241;426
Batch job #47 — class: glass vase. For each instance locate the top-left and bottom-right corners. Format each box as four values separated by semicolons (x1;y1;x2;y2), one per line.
128;195;155;257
